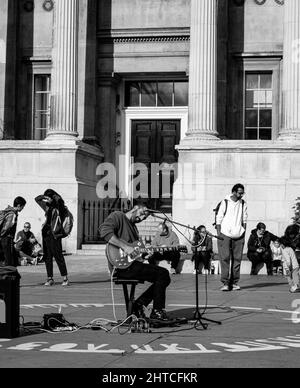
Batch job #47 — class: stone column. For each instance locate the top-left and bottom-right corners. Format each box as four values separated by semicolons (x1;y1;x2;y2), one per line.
279;0;300;140
47;0;79;139
0;0;17;140
184;0;219;142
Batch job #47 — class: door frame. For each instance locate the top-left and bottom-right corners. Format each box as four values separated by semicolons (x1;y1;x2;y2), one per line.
119;107;188;201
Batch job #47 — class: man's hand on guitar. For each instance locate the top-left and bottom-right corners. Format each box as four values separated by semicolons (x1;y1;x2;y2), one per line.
122;245;136;256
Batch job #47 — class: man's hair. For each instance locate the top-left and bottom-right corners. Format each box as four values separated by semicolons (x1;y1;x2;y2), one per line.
24;222;31;228
232;184;245;193
257;222;266;231
197;225;206;231
14;197;27;207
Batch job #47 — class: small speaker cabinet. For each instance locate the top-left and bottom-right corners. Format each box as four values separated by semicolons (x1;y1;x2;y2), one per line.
0;276;20;338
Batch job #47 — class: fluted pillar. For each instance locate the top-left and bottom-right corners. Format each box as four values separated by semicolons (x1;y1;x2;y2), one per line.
47;0;79;139
184;0;219;142
279;0;300;141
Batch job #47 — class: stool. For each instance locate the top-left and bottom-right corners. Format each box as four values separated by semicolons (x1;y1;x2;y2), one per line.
114;279;144;317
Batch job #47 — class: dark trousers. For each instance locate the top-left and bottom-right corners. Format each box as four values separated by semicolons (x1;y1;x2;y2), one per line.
148;251;181;271
217;233;245;286
43;235;68;278
248;251;273;275
193;251;211;271
0;237;17;267
115;261;171;311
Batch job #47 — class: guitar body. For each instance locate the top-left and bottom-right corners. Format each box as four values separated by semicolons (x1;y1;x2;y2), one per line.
106;241;146;270
106;241;188;270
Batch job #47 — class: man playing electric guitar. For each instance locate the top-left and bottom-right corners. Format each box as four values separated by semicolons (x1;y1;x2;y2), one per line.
99;205;172;323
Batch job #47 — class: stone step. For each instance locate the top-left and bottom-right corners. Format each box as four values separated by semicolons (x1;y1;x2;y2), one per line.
78;245;106;256
81;244;106;251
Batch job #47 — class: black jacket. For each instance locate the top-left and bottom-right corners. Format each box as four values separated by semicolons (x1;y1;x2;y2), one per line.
247;229;278;256
35;196;64;239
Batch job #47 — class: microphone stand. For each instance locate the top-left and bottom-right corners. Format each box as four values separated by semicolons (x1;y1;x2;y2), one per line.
150;213;222;330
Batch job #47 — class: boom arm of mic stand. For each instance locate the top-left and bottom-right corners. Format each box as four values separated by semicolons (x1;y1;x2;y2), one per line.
150;214;224;240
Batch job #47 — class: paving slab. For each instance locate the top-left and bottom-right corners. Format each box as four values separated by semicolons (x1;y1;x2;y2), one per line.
1;259;300;369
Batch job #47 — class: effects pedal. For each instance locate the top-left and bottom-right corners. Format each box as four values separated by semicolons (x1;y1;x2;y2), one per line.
130;318;151;333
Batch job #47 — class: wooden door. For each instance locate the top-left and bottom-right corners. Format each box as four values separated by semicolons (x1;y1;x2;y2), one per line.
131;120;180;212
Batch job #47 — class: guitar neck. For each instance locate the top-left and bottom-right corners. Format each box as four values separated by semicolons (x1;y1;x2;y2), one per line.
142;246;184;253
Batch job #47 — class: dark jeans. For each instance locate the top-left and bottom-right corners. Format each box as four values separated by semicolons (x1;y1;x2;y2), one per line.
192;251;211;271
0;236;17;267
248;251;273;275
217;233;245;286
43;235;68;278
148;251;181;271
115;261;171;311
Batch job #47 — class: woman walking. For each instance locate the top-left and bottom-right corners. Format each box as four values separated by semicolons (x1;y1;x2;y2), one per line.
35;189;69;286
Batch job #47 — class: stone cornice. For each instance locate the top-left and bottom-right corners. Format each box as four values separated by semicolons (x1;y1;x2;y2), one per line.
97;27;190;43
0;140;104;159
177;140;300;152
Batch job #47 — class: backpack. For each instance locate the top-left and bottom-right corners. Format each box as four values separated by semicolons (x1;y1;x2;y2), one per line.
0;211;7;232
61;208;74;238
0;209;17;238
213;199;245;228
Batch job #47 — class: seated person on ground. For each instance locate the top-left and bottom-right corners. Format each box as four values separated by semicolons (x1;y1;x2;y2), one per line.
270;239;283;274
247;223;278;276
280;237;300;293
15;223;43;266
191;225;213;275
148;222;181;275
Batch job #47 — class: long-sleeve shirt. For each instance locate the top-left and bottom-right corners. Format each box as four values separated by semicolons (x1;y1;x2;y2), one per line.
270;242;283;262
282;247;299;273
152;231;179;247
216;196;248;239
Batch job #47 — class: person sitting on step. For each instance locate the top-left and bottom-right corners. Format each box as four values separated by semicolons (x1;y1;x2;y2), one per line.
191;225;213;275
148;222;182;275
247;223;278;276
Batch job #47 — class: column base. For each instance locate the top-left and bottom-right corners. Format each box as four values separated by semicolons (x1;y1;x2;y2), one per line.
278;131;300;142
181;132;220;144
45;131;79;141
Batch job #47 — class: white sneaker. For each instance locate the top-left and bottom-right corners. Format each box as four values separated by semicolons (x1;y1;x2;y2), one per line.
62;279;70;287
232;284;241;291
221;285;230;292
44;279;54;286
203;270;209;275
290;285;298;293
193;270;197;275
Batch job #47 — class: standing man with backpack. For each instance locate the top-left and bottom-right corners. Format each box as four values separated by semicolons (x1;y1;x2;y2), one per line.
216;184;248;291
0;197;27;267
35;189;73;287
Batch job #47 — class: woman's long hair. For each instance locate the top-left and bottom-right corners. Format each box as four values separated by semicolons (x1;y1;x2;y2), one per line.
44;189;67;219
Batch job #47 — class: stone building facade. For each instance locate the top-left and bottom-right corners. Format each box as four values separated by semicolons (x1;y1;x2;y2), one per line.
0;0;299;252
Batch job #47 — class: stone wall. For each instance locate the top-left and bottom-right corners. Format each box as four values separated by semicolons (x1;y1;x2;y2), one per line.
0;141;103;253
174;141;300;252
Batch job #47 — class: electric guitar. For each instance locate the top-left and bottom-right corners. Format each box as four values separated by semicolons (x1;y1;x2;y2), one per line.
106;240;188;269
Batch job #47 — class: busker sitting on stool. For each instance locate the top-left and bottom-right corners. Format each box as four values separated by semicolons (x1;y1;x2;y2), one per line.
191;225;213;275
148;222;181;275
99;205;172;323
247;223;278;276
15;222;43;266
